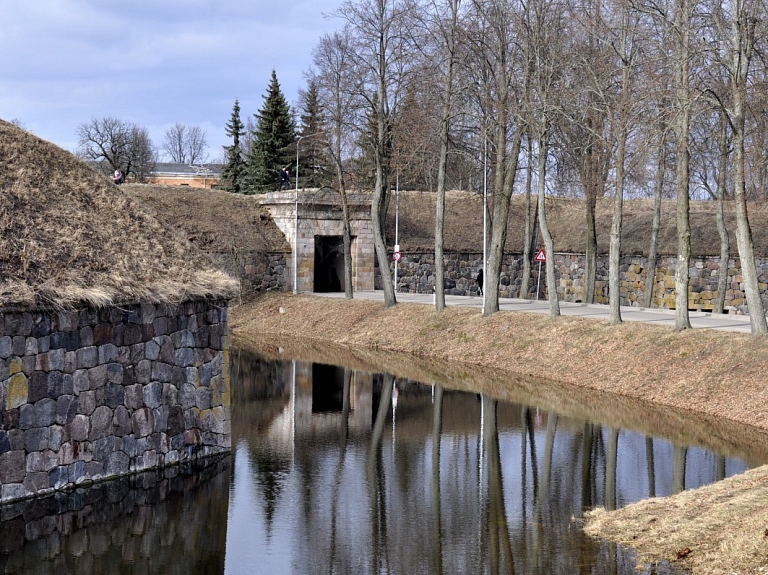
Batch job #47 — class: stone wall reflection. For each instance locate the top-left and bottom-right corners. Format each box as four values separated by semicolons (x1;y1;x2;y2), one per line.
0;456;229;575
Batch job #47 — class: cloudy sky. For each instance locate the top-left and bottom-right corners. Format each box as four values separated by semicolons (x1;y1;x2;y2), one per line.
0;0;343;161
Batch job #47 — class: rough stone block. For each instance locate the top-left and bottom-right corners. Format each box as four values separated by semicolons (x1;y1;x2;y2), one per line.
132;407;154;439
135;359;151;384
0;450;25;483
179;384;196;410
77;390;95;416
151;362;172;383
113;405;132;437
87;364;108;390
143;382;163;409
6;373;27;410
67;415;89;442
63;351;77;374
1;483;25;501
18;404;34;430
106;451;129;476
174;348;195;368
167;406;184;437
48;348;65;372
73;370;89;394
93;323;112;346
24;427;50;452
98;344;119;364
89;406;113;441
154;405;169;433
104;383;125;409
195;387;212;410
0;337;11;359
124;384;144;410
79;326;94;347
76;346;98;369
33;398;57;427
106;363;123;385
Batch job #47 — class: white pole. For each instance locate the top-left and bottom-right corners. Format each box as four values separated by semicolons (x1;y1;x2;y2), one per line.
293;136;303;294
482;132;487;315
394;171;399;292
536;260;542;300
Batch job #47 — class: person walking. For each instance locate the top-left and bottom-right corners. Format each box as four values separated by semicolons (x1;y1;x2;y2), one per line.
279;167;290;190
477;268;484;296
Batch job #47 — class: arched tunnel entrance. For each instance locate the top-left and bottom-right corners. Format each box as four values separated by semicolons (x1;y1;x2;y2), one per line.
314;235;346;292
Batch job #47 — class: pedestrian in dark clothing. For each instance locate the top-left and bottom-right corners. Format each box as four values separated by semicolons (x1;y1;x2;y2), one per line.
279;167;290;190
477;269;484;296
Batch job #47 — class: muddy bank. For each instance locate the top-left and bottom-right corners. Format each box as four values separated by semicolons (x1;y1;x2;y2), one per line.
230;292;768;574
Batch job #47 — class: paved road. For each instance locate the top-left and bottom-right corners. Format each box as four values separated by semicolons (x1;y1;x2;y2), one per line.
318;291;755;334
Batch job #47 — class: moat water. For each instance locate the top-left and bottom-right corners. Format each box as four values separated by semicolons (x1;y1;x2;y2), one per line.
2;344;765;574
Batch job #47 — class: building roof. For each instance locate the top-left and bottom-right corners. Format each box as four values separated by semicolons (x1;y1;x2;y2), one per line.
152;163;223;176
0;120;237;309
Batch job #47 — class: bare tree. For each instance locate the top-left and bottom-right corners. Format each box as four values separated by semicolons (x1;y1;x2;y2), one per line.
710;0;768;333
467;0;527;316
77;117;156;181
313;27;363;299
336;0;416;309
424;0;463;312
529;0;566;319
162;123;209;164
608;0;642;325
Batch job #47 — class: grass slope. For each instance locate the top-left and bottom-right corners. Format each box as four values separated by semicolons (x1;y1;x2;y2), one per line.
0;121;237;309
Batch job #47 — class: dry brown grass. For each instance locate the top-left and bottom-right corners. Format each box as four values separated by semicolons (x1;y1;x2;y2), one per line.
231;292;768;573
0;120;237;309
124;184;289;253
584;468;768;574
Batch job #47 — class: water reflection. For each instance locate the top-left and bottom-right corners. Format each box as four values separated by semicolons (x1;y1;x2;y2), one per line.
229;347;764;575
0;457;230;574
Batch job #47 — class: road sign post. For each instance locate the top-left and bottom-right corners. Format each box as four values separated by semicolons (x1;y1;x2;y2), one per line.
534;249;546;300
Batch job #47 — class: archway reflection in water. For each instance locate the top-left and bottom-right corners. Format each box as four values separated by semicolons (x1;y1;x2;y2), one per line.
226;347;765;574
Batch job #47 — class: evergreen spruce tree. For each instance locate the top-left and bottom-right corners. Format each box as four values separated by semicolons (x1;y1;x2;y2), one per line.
297;81;329;188
245;70;296;192
221;99;247;193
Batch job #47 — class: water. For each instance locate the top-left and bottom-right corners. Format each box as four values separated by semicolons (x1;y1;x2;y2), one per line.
2;344;765;574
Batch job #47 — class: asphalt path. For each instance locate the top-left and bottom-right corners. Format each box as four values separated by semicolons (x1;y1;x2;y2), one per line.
317;290;755;334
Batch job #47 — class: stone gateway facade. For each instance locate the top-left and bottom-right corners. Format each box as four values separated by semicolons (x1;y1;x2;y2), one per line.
0;299;231;503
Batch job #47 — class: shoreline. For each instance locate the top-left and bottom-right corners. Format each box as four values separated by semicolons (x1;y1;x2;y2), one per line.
230;292;768;573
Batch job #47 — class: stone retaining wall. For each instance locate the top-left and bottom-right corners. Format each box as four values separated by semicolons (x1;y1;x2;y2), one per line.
0;299;231;503
206;250;288;296
377;252;767;311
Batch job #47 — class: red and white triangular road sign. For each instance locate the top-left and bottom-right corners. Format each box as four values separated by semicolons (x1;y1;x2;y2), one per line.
534;249;546;262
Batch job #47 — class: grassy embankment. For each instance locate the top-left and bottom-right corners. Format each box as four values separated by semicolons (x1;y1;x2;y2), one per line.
231;293;768;574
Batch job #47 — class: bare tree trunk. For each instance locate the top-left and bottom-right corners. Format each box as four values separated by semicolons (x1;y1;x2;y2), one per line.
537;125;560;318
520;136;534;299
713;113;729;314
673;0;692;330
434;0;460;313
372;2;396;309
484;126;524;315
643;128;665;309
609;11;632;326
341;193;354;299
729;3;767;333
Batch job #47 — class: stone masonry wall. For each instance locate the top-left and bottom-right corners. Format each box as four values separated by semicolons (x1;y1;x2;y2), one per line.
206;250;288;296
0;299;231;503
377;252;767;312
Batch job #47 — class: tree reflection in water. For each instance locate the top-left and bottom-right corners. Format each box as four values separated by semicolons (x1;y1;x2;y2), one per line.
229;349;764;575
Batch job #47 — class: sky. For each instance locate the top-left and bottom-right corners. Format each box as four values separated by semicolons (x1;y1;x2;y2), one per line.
0;0;344;161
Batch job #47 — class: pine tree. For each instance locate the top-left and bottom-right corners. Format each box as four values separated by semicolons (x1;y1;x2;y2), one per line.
221;99;247;194
297;81;329;188
245;70;296;192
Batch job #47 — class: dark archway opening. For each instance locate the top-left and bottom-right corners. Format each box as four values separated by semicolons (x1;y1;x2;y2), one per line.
314;235;345;292
312;363;345;413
